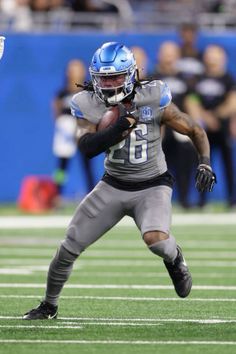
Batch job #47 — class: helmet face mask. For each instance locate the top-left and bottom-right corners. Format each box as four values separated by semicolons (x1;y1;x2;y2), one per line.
89;42;137;105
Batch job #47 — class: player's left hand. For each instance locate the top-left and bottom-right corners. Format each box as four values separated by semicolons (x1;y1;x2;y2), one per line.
195;164;217;192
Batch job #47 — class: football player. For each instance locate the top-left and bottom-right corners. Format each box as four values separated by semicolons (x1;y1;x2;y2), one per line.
23;42;216;320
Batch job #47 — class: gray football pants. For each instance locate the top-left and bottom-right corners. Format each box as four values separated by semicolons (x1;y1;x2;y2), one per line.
62;181;173;254
45;181;174;305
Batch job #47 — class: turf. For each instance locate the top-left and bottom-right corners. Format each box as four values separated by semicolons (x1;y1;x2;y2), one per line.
0;219;236;354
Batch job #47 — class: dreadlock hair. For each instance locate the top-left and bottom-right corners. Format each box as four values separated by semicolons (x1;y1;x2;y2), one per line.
76;69;155;95
76;81;94;91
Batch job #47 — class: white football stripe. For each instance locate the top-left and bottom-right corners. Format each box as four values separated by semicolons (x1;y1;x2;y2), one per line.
1;283;236;290
1;259;236;267
0;213;236;229
0;340;236;345
0;316;236;324
1;295;236;302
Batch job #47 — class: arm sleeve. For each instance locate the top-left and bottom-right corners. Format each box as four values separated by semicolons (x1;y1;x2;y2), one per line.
78;117;132;158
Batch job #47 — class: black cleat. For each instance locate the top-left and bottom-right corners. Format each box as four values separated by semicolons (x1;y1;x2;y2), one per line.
23;301;58;320
164;246;192;298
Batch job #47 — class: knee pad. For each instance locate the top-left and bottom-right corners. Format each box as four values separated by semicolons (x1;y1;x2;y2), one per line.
148;235;177;263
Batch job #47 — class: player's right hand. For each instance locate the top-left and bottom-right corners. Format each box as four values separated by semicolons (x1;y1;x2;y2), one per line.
119;102;139;128
195;164;217;192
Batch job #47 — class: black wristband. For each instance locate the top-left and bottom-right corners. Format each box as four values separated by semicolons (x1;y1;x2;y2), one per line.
78;118;131;158
199;156;211;166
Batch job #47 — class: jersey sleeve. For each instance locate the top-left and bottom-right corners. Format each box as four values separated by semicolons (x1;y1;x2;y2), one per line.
159;81;172;109
70;94;85;119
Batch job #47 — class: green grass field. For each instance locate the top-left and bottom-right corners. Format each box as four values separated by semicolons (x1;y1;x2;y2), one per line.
0;214;236;354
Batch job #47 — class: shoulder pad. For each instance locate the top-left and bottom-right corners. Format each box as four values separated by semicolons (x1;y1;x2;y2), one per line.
70;93;84;119
159;81;172;109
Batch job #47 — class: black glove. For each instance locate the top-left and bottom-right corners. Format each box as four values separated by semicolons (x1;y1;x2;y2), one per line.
195;164;217;193
118;102;139;127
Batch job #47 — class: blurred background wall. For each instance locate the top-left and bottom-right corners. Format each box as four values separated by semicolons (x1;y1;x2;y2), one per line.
1;0;236;205
1;32;236;203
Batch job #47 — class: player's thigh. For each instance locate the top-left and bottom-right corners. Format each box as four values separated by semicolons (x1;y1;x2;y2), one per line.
62;181;124;254
133;185;172;237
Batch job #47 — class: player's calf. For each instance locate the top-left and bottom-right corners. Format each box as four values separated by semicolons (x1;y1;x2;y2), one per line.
144;231;178;262
144;232;192;298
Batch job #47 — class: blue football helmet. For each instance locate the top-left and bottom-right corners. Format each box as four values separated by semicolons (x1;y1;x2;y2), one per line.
89;42;137;105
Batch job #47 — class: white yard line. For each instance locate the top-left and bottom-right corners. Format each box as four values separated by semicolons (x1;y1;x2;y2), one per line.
0;269;32;275
1;295;236;302
0;269;234;278
2;238;236;249
1;259;236;267
0;283;236;290
0;323;159;328
0;325;82;329
1;248;236;259
0;339;236;345
0;213;235;229
0;316;236;324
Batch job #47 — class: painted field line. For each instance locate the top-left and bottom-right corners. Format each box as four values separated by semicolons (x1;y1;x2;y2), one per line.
0;269;234;278
0;316;236;324
2;248;236;259
0;323;159;328
0;213;235;229
2;238;236;249
0;339;236;345
1;259;236;268
0;325;82;329
0;269;32;275
1;295;236;302
1;283;236;290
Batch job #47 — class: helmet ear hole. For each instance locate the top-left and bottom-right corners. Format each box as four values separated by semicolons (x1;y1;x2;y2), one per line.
89;42;136;104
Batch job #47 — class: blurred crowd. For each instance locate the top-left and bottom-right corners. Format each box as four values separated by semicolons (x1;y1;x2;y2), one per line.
0;0;118;15
1;1;235;208
49;22;236;209
1;0;236;32
0;0;233;14
132;23;236;209
0;0;119;31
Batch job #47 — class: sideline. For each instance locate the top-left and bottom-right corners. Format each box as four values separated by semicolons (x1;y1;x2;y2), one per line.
0;213;235;229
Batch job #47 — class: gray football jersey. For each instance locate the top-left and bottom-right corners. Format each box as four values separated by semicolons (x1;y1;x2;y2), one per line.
71;80;172;182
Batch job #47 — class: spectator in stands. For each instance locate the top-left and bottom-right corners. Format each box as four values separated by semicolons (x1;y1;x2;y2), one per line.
52;59;95;200
29;0;65;12
0;0;32;31
50;0;65;10
67;0;117;12
130;45;148;79
186;44;236;207
151;41;198;209
29;0;49;12
176;22;204;89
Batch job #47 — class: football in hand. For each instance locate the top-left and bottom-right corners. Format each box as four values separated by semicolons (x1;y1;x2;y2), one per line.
97;106;119;131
